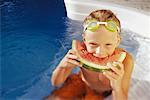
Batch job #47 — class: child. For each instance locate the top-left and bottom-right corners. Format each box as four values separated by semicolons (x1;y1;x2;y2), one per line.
46;9;134;100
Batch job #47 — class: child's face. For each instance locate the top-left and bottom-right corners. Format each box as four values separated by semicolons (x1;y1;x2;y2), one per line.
82;26;121;58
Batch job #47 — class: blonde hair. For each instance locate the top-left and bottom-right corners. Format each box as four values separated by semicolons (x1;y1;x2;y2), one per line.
83;9;121;31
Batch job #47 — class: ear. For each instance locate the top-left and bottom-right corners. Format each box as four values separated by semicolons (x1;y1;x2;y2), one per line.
116;34;121;47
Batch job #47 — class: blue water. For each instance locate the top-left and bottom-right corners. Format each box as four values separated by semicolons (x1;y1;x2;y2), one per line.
1;0;70;99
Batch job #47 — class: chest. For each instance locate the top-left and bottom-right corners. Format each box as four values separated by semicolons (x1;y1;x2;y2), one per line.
80;68;111;88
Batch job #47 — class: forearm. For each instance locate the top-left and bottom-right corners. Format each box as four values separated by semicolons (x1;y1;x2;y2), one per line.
112;88;128;100
51;65;74;86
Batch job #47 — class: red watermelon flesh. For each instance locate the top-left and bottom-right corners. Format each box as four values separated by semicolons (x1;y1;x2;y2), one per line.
72;40;126;72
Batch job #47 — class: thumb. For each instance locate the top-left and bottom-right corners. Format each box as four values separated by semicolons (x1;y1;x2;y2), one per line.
79;63;83;67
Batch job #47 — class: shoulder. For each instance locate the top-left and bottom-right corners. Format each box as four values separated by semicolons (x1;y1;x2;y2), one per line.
123;50;134;66
123;50;134;73
119;49;134;94
117;48;134;63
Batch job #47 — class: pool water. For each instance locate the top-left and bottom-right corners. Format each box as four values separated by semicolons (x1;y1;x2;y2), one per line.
1;0;67;99
1;0;150;100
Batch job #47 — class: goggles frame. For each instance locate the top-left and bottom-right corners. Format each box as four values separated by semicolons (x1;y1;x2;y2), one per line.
83;20;120;33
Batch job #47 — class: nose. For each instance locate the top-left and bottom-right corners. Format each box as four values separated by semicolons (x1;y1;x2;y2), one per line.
94;46;106;58
96;46;101;55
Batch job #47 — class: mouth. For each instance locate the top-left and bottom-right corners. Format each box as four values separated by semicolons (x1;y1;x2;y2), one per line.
93;54;108;58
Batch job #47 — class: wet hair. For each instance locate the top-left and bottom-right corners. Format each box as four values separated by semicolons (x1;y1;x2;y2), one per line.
83;9;121;31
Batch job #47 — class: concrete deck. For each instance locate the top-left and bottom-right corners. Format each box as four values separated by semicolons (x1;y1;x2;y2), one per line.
100;0;150;14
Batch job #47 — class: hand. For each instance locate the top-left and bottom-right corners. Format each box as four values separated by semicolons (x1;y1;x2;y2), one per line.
58;49;82;69
102;62;125;91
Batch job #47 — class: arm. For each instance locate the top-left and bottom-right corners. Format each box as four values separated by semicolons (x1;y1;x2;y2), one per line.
51;49;82;86
112;53;134;100
51;65;74;86
103;53;134;100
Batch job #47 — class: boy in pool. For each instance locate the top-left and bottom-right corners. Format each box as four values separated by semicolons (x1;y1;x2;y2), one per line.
46;9;134;100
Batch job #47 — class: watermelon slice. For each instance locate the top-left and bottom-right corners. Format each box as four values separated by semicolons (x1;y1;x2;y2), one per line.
72;40;126;72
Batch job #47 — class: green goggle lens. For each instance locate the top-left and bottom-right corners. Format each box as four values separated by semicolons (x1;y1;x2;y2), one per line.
87;22;100;32
105;21;118;32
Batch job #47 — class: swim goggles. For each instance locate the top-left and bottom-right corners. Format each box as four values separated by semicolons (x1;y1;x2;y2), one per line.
83;20;120;33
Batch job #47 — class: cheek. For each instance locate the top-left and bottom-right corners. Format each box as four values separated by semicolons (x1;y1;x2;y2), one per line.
85;44;95;53
106;46;116;55
86;46;95;53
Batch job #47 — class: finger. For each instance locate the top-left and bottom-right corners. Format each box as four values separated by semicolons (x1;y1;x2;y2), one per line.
110;65;121;75
77;62;83;67
67;58;81;66
103;71;116;81
68;49;76;54
103;71;118;80
113;62;124;70
66;54;78;59
107;62;121;75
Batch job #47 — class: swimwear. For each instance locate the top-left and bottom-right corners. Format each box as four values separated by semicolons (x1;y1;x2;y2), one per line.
45;74;112;100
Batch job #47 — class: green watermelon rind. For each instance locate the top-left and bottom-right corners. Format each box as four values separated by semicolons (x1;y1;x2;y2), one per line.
82;64;111;72
78;56;110;70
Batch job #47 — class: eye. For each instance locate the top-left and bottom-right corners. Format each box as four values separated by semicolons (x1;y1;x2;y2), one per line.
105;43;112;46
89;43;98;47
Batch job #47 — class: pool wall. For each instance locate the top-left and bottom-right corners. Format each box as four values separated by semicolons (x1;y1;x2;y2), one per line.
64;0;150;38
